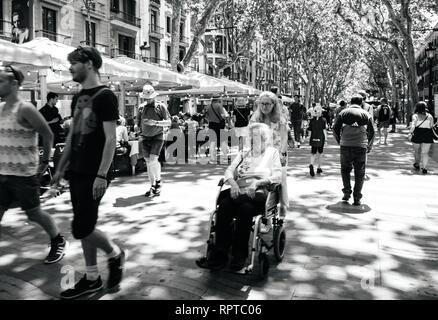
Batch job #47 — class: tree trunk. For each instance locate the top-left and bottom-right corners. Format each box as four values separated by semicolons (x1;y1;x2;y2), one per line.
170;0;183;71
180;0;225;72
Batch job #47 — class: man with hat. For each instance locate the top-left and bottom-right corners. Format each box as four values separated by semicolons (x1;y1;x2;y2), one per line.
137;84;170;197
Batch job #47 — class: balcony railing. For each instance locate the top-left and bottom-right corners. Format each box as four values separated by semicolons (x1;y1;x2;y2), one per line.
80;41;110;56
149;24;164;38
0;20;13;41
35;29;71;43
110;11;141;28
110;48;142;60
151;0;161;5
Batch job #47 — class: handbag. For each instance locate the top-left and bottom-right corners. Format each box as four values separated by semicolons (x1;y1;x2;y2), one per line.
433;123;438;141
234;153;268;202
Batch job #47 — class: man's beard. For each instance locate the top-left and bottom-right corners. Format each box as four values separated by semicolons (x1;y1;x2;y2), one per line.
72;71;86;83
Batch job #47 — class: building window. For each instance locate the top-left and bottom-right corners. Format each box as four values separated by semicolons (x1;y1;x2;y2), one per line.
111;0;120;13
206;35;213;53
215;36;223;54
150;38;159;63
167;45;171;62
151;10;158;27
42;7;57;41
179;46;185;61
166;16;171;33
85;21;96;46
180;22;184;37
118;34;135;58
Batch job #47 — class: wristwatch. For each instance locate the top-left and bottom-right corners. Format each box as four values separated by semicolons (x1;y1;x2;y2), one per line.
96;174;107;180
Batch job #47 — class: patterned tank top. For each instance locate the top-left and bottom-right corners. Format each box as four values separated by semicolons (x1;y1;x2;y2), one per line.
0;101;38;176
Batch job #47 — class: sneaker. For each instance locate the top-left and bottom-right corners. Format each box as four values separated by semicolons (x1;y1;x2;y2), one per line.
316;168;322;174
107;249;126;290
196;250;227;270
422;168;428;174
342;194;350;202
145;186;157;197
309;164;315;177
60;275;103;300
413;163;420;170
44;236;68;264
353;199;361;206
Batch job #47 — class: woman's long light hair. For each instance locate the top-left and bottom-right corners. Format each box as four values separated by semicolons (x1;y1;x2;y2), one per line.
252;91;282;124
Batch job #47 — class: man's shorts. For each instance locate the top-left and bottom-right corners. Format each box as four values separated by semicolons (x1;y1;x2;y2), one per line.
69;174;108;239
141;137;165;158
378;120;390;129
0;175;40;211
311;146;324;154
234;126;248;138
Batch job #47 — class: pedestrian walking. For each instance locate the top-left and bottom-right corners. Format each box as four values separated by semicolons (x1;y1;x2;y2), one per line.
408;101;434;174
250;91;289;217
233;97;251;152
0;65;67;263
52;46;125;299
205;95;230;164
39;92;65;146
137;85;170;197
376;98;392;145
288;95;306;148
333;95;375;206
334;100;348;119
389;103;399;133
358;90;374;125
308;106;328;177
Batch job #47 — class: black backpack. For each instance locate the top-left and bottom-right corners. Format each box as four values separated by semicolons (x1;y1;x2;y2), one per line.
378;105;390;122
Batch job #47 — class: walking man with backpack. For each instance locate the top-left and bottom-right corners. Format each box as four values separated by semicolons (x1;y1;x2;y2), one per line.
376;98;392;145
52;46;125;299
288;95;306;148
137;85;170;197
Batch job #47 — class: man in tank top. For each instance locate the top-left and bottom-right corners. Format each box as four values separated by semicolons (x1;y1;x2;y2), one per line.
0;65;67;264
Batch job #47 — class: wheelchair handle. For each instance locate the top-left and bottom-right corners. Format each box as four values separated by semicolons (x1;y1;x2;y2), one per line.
218;178;225;187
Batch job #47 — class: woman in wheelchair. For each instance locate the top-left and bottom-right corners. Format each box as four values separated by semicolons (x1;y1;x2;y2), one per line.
197;123;281;271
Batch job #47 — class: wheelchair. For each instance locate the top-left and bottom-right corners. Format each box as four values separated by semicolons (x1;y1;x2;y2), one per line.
196;178;286;280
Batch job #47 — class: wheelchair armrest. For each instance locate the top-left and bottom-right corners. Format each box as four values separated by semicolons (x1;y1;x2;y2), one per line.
218;178;225;187
266;183;281;192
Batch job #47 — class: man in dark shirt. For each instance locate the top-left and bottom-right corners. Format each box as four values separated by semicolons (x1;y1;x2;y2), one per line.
289;95;306;147
333;95;375;206
53;46;125;299
39;92;64;145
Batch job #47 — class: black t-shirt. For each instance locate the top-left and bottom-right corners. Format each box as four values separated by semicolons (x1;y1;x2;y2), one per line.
39;104;62;134
308;117;327;146
289;102;305;121
69;86;119;175
234;106;251;127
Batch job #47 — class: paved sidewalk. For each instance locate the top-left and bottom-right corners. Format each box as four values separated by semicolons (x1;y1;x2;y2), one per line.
1;127;438;300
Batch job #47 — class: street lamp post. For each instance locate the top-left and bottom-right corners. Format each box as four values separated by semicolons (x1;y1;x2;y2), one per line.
140;41;150;62
425;42;436;118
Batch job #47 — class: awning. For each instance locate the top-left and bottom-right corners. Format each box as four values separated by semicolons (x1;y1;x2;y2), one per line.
0;38;52;69
113;56;199;89
158;72;260;96
20;37;151;82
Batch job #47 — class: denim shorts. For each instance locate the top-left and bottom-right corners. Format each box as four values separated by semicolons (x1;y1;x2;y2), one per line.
0;175;40;211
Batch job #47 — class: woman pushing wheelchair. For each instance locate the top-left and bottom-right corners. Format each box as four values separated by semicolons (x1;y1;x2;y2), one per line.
196;122;281;272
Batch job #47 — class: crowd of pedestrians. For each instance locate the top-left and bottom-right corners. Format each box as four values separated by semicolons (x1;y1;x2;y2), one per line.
0;44;436;299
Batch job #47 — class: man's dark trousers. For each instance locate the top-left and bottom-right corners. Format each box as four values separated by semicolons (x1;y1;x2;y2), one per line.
340;146;367;200
291;120;302;143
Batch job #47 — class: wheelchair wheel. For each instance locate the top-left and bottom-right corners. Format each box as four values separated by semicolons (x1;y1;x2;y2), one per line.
258;253;269;280
273;226;286;262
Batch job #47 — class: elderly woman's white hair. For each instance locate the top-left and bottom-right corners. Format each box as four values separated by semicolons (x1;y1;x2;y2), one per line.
247;122;273;147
